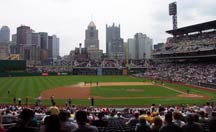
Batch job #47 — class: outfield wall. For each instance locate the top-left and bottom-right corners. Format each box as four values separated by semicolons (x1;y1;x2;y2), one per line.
0;67;147;77
0;72;59;77
71;67;146;75
72;68;123;75
0;60;26;72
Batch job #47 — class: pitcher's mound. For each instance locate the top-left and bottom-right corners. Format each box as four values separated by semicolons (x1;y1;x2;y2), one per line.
127;89;144;92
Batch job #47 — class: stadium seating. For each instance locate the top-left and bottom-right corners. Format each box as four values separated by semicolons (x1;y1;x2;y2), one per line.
142;62;216;87
164;31;216;54
0;104;215;132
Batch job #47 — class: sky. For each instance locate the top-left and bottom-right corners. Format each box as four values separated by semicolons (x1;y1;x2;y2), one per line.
0;0;216;56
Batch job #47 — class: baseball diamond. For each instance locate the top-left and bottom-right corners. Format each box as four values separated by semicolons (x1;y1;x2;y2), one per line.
0;76;215;106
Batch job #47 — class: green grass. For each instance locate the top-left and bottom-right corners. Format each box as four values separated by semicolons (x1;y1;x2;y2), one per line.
0;76;145;103
165;83;216;98
0;76;215;106
34;98;209;106
91;85;179;97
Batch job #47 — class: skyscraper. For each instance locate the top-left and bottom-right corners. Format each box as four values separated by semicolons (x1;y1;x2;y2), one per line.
106;23;124;59
0;26;10;59
39;32;48;50
48;35;59;61
16;25;32;59
85;21;99;51
31;33;41;62
106;24;120;53
16;25;41;63
12;34;17;43
84;21;102;59
128;33;152;60
0;26;10;42
17;25;31;45
39;32;49;62
13;25;58;64
0;42;9;60
31;33;41;46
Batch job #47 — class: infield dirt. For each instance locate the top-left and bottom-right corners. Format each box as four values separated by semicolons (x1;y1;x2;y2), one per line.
41;82;210;100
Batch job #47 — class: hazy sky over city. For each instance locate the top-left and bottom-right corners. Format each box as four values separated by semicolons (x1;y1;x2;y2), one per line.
0;0;216;56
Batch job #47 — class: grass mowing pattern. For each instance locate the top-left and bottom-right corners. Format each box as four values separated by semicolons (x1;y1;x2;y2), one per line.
0;76;215;106
0;76;145;104
91;85;179;97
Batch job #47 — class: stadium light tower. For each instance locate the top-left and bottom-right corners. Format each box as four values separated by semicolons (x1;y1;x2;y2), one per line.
169;2;178;29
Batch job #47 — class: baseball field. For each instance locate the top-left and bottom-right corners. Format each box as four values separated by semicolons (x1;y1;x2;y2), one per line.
0;75;215;106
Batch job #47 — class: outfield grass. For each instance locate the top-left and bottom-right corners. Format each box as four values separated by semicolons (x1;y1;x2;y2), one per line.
91;85;179;97
0;76;215;106
0;76;145;104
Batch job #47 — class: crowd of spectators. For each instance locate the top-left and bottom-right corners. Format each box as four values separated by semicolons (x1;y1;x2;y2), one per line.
72;59;125;68
0;103;216;132
26;59;148;73
155;31;216;54
142;62;216;84
72;59;146;68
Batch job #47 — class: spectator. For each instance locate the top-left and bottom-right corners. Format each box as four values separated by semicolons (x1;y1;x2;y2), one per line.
181;114;203;132
198;111;208;124
48;102;60;115
204;102;213;118
91;112;107;127
209;111;216;132
135;115;151;132
173;111;185;127
126;112;140;127
41;114;61;132
151;116;163;132
0;114;6;132
73;110;98;132
39;116;50;132
145;111;153;124
58;111;78;132
159;112;182;132
116;111;127;120
8;108;34;132
29;110;38;127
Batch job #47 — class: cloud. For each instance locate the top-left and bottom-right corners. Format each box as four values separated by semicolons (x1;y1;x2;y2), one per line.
177;0;216;26
1;0;216;55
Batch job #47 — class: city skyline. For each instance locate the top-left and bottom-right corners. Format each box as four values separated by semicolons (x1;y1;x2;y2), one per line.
1;0;216;56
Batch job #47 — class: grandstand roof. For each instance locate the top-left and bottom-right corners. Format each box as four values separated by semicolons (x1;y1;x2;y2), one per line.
166;20;216;35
